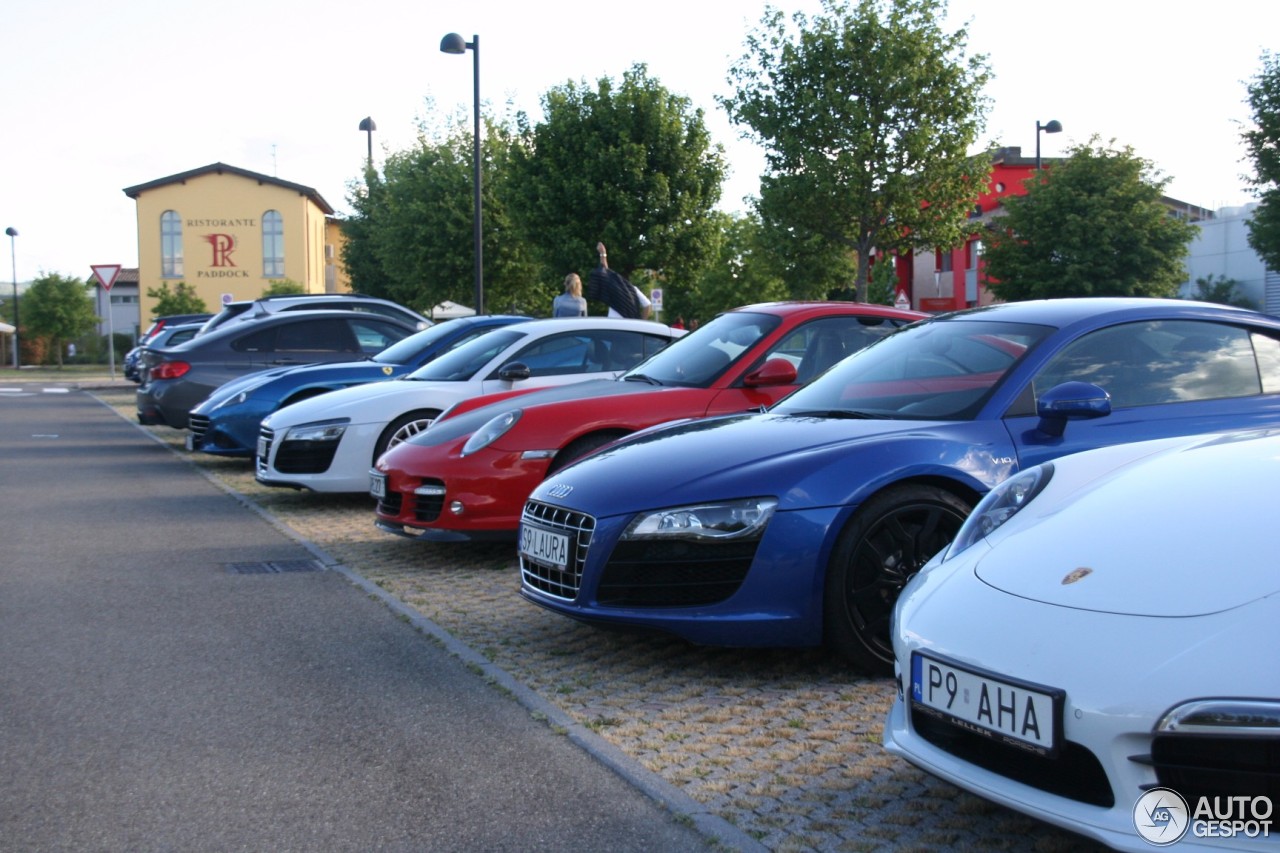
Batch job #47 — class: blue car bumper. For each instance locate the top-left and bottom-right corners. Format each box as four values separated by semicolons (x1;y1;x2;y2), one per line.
519;505;846;649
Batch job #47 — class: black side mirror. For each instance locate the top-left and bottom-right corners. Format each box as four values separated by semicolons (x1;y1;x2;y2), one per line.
498;362;531;382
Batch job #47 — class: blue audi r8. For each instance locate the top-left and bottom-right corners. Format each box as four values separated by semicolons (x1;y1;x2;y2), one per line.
518;298;1280;673
186;315;530;457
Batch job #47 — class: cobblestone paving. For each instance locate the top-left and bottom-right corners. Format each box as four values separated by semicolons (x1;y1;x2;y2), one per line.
97;388;1105;852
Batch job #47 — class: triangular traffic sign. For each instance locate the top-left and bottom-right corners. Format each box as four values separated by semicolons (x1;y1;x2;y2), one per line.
91;264;122;291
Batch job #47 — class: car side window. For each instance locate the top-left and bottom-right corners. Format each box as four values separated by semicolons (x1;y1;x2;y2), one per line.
1033;320;1261;408
274;319;357;353
505;333;594;377
233;326;278;352
764;316;906;385
350;319;410;353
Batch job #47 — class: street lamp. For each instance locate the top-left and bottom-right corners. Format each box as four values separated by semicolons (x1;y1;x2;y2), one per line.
5;227;17;369
358;116;377;169
1035;119;1062;170
441;31;483;315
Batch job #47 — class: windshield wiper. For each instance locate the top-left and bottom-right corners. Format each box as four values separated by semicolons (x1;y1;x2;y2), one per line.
783;409;882;420
623;373;663;385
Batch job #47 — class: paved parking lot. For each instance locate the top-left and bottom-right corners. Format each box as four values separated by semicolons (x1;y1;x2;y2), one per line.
94;387;1104;852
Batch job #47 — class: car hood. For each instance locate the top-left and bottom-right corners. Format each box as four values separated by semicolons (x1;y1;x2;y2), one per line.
972;431;1280;617
425;377;644;444
263;376;447;427
535;411;996;515
197;365;302;410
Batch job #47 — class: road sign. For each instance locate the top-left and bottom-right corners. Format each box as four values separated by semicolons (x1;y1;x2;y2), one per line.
91;264;122;291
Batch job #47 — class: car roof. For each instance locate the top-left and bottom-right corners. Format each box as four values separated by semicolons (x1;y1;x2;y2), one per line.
159;309;419;350
934;297;1267;327
725;301;926;320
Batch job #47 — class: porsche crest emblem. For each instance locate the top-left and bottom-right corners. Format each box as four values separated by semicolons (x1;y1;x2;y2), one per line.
1060;567;1093;585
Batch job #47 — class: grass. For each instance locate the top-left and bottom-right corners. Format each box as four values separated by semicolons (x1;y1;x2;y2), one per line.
0;364;131;383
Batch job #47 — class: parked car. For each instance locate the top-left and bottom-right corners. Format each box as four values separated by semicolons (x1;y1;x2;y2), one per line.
124;320;208;382
883;428;1280;852
372;302;925;542
516;298;1280;672
186;315;531;457
136;310;418;429
256;318;686;494
198;292;430;337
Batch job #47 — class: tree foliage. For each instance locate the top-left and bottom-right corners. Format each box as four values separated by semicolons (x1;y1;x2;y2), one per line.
981;139;1199;301
261;279;305;296
721;0;992;301
1189;273;1256;309
1243;51;1280;270
22;273;99;366
668;212;789;325
146;281;207;316
507;64;727;303
343;116;544;318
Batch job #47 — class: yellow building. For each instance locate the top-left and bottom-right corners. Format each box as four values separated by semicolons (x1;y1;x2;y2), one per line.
124;163;349;322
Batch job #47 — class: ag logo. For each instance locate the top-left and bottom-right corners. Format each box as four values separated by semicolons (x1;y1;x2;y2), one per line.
1133;787;1189;846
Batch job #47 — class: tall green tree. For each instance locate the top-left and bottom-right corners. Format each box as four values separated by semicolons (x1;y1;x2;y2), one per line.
23;273;99;367
507;64;727;293
347;116;543;317
1243;51;1280;270
981;138;1199;301
669;211;789;324
721;0;992;301
145;281;207;316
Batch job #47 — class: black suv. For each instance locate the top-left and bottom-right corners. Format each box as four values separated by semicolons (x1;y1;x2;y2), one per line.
136;309;418;429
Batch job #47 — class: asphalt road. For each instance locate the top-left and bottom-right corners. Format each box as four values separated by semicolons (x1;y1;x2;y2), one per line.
0;386;722;851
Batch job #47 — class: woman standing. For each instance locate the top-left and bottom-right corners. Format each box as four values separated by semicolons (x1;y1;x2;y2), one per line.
552;273;588;317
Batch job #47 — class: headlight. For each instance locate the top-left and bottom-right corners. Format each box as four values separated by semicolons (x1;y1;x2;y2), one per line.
944;463;1054;561
622;497;777;543
285;420;349;443
461;409;522;457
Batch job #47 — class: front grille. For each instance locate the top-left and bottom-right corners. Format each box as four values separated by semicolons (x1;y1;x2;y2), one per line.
188;413;210;441
273;435;339;474
412;479;445;523
520;500;595;600
256;427;275;477
1140;734;1280;804
376;490;403;517
596;538;757;606
911;708;1114;807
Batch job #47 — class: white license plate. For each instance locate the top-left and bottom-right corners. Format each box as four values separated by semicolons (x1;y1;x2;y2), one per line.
369;472;386;499
520;524;570;569
256;436;268;460
185;433;195;452
911;652;1061;756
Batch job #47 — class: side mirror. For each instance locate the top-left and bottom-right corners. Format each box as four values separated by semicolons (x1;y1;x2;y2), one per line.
497;362;531;382
1035;381;1111;438
743;357;799;388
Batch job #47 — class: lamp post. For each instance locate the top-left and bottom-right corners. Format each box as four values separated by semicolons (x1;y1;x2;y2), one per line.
441;31;483;315
1035;119;1062;170
358;116;377;169
5;227;17;369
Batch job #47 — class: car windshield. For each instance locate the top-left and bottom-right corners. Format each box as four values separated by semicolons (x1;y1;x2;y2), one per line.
773;318;1053;421
401;328;527;382
620;311;782;387
374;322;470;365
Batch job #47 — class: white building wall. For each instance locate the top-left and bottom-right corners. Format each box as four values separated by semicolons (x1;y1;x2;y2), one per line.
1181;203;1272;312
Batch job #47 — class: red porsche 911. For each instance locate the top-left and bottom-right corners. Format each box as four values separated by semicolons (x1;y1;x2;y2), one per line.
370;302;926;542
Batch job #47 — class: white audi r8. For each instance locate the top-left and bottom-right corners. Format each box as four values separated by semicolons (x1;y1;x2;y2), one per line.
884;429;1280;851
255;317;682;493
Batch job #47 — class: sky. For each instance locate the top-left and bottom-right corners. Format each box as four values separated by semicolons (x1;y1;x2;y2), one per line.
2;0;1276;285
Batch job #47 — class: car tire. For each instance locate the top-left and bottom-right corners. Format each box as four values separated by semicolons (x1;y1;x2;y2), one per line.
824;484;971;674
374;409;442;462
546;430;629;476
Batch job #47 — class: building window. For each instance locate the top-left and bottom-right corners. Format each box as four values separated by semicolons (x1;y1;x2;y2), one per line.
161;211;183;278
263;210;284;278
